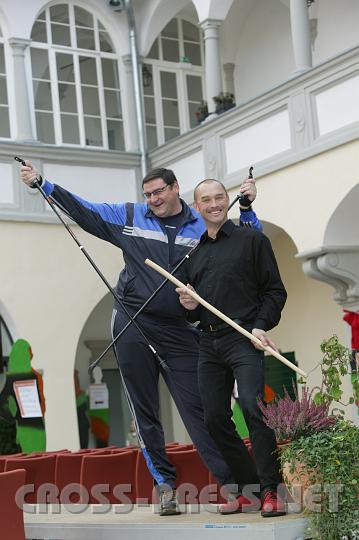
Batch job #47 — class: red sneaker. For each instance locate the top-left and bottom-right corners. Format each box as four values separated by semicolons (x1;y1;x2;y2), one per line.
261;490;286;517
219;494;260;515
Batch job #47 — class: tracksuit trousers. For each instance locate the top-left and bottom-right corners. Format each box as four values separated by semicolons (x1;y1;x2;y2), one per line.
112;309;259;491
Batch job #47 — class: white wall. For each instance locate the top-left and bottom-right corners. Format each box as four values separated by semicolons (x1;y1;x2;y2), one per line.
42;163;138;204
312;0;359;65
165;151;205;194
227;139;359;254
269;230;353;410
231;0;294;101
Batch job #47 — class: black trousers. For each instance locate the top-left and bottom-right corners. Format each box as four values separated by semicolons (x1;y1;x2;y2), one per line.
198;327;282;493
112;309;244;490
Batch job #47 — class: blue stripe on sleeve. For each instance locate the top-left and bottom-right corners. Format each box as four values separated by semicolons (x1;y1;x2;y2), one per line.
240;209;263;232
42;179;55;196
70;192;127;226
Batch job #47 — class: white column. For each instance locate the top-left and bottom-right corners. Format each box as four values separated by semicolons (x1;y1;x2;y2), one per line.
200;19;223;115
290;0;312;74
223;62;235;95
121;54;140;152
8;38;35;141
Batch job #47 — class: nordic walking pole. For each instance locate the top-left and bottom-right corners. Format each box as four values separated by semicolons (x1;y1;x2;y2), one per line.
145;258;307;378
14;156;170;373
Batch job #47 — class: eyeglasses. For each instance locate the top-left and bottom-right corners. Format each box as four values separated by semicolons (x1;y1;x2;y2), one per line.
142;184;171;200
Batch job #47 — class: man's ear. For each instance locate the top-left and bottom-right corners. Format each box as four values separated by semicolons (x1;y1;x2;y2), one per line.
193;199;199;212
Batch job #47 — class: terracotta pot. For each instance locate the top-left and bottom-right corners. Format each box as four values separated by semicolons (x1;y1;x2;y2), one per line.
282;460;319;509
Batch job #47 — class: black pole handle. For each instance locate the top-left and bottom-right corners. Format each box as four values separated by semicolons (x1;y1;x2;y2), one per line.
230;165;255;209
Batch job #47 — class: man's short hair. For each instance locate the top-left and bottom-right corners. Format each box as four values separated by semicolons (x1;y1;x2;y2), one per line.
142;168;178;187
194;179;228;201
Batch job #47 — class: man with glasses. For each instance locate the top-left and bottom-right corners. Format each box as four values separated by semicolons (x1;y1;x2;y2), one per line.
20;164;261;515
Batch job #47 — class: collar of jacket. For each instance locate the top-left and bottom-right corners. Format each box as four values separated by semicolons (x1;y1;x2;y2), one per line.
145;198;198;224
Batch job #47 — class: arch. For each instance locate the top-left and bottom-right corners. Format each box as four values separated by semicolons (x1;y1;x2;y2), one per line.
3;0;128;52
0;5;9;38
219;0;261;64
74;291;175;446
233;0;293;100
0;300;18;344
260;222;347;393
324;183;359;247
139;0;195;56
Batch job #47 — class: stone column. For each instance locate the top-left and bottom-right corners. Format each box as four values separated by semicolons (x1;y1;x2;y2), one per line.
8;38;35;141
223;62;235;95
289;0;312;74
200;19;223;115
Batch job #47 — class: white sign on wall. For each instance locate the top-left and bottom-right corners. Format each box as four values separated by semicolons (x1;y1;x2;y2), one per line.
13;380;43;418
89;383;109;410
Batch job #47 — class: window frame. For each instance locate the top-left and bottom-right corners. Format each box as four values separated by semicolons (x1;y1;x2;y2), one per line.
144;17;205;148
0;28;11;140
29;4;124;150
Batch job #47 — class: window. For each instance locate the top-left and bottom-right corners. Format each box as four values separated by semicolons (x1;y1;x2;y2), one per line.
30;4;124;150
0;26;10;138
143;18;205;149
0;316;13;373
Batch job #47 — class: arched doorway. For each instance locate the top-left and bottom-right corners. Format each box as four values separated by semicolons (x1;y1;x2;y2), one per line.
74;293;176;447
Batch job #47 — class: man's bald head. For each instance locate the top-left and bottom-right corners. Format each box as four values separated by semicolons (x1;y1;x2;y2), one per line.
193;179;228;202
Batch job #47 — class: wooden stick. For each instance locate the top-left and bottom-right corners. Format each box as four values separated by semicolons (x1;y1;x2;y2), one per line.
145;258;307;379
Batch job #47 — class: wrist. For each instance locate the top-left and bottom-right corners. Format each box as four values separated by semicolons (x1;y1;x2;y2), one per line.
240;204;252;211
238;193;252;208
29;175;43;189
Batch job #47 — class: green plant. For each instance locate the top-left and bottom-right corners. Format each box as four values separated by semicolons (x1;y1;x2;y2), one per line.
313;335;359;409
195;100;208;123
212;92;236;114
264;336;359;539
212;92;235;105
280;420;359;540
261;336;358;441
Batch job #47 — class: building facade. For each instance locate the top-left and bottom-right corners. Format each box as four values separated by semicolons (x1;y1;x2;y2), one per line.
0;0;358;449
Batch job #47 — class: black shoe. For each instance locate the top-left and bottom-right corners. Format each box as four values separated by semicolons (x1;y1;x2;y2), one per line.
159;488;181;516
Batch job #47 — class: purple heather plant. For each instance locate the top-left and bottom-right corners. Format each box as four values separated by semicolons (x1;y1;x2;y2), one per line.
258;384;338;441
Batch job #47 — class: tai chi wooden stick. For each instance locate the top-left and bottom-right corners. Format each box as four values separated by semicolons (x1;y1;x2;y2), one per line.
145;258;307;378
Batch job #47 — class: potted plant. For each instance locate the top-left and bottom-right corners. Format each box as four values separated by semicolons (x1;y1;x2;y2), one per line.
259;335;359;540
195;101;208;124
212;92;236;114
